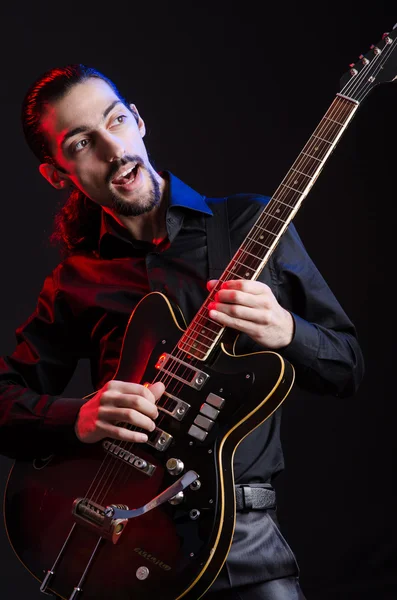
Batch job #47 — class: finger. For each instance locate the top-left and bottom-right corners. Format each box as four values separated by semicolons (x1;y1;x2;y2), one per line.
206;279;219;291
213;289;264;308
99;405;157;431
148;381;165;401
210;303;265;322
221;280;270;295
97;421;150;443
105;379;155;401
101;392;159;418
209;305;265;333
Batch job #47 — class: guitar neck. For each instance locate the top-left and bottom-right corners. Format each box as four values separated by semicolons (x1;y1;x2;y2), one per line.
177;94;359;360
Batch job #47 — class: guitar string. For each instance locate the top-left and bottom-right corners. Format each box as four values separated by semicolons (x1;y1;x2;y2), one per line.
181;34;397;352
86;32;396;507
92;96;356;506
94;365;188;506
90;36;391;506
90;34;393;506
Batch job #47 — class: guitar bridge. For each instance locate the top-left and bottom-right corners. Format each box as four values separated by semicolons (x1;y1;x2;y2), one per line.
72;498;128;544
102;441;156;475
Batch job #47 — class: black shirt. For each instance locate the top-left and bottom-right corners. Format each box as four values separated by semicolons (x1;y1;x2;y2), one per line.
0;172;364;484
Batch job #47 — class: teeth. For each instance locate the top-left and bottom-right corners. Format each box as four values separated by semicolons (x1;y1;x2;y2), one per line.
120;166;134;178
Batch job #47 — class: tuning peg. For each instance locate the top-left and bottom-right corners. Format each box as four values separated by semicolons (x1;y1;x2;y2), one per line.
370;44;382;54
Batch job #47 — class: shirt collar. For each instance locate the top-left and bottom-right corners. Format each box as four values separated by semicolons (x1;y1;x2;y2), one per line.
164;171;213;215
98;171;213;256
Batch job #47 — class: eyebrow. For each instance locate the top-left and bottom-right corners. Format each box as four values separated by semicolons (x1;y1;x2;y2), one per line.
60;99;123;147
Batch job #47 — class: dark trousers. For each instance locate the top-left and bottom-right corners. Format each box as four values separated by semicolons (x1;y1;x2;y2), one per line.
204;576;306;599
202;500;307;600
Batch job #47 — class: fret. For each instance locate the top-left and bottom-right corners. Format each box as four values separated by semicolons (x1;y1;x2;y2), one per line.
179;337;211;353
323;115;344;126
290;158;320;178
291;168;312;179
272;193;298;208
263;213;286;224
309;122;341;144
178;342;206;359
233;259;257;272
312;134;332;144
303;139;333;161
246;235;271;249
255;218;284;231
223;266;252;279
268;197;294;209
268;208;288;220
251;225;278;238
314;117;344;135
301;151;322;162
280;182;304;195
239;248;262;260
188;326;217;343
191;320;220;335
283;174;310;194
253;221;284;239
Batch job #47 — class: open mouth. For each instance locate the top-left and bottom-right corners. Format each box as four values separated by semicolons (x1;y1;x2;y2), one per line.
112;164;140;186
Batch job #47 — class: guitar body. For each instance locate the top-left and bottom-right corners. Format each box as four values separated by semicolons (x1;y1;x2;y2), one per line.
4;292;294;600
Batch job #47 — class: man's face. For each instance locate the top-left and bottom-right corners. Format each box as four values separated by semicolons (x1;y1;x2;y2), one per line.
40;77;161;217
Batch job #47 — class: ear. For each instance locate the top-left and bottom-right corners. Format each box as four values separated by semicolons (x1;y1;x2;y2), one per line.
130;103;146;137
39;163;71;190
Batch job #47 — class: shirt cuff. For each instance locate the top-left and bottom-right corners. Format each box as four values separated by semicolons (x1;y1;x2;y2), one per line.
281;313;319;368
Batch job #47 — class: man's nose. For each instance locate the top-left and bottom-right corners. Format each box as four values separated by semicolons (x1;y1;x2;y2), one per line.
100;131;125;162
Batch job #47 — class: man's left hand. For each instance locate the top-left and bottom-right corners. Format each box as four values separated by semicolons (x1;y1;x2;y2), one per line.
207;279;294;350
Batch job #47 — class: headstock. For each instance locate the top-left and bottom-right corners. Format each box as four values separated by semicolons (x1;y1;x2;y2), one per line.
339;24;397;102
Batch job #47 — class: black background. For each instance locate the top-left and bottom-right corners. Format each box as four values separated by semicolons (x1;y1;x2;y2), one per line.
0;2;396;599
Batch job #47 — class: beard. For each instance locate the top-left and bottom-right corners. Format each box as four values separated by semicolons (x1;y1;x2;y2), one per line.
107;156;161;217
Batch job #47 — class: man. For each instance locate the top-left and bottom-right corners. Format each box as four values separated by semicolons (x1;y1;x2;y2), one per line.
0;64;364;599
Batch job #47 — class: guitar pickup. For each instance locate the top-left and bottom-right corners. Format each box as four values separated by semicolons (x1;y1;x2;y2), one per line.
158;392;190;421
146;427;173;451
155;353;209;390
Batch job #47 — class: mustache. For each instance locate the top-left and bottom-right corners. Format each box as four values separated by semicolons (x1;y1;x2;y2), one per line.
106;154;144;184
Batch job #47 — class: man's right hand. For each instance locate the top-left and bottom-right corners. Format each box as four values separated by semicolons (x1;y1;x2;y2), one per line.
74;379;164;444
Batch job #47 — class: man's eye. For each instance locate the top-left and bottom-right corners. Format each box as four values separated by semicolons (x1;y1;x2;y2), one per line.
74;139;89;152
111;114;128;126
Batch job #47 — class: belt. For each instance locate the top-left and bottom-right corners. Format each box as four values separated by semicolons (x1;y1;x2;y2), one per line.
235;484;276;512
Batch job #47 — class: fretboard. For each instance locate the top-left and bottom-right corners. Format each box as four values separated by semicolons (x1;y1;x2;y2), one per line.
178;94;359;360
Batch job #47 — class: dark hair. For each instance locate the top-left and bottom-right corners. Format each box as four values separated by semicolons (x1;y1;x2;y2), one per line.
21;64;130;256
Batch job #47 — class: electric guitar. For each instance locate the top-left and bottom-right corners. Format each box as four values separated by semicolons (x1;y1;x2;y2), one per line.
4;26;397;600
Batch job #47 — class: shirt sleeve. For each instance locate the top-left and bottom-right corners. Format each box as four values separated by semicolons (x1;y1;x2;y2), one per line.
267;222;365;397
0;267;87;459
